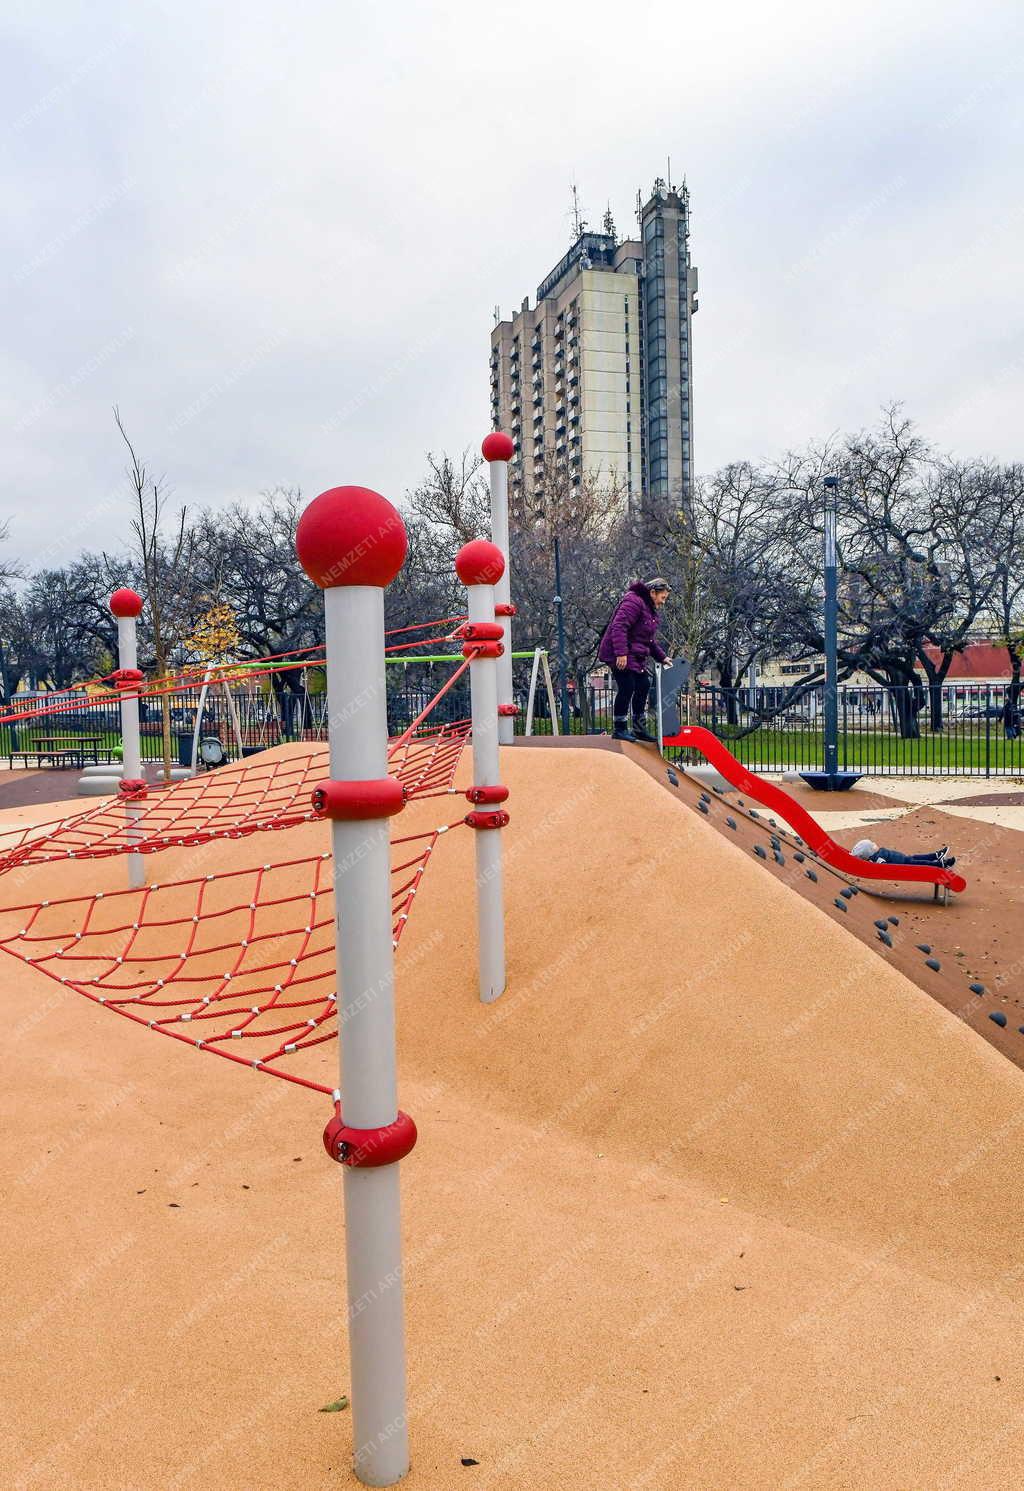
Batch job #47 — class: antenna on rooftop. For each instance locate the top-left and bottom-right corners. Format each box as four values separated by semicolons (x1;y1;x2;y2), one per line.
493;304;501;326
602;202;616;241
569;180;588;239
667;155;672;191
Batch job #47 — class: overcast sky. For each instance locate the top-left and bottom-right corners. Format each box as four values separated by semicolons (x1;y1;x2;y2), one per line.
3;0;1022;572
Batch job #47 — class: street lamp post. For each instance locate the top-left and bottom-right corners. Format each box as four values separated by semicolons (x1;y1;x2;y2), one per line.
823;476;839;782
552;536;571;737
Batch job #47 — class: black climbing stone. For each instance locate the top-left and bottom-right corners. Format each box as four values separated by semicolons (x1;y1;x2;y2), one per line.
916;944;932;954
874;919;889;932
754;845;767;859
698;802;709;815
768;818;778;828
750;808;760;818
726;816;737;830
833;898;847;912
989;1011;1008;1028
969;983;985;995
925;958;940;972
713;786;725;795
840;887;854;899
773;851;785;866
666;768;679;786
878;932;893;947
794;852;805;863
806;870;818;882
888;916;899;926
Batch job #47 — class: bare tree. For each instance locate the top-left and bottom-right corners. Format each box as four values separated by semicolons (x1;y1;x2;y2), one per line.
112;407;198;780
985;462;1024;714
512;453;629;728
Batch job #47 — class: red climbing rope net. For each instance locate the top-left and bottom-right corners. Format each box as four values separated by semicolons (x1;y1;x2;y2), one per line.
0;818;460;1098
0;623;485;1104
0;615;468;729
0;719;470;875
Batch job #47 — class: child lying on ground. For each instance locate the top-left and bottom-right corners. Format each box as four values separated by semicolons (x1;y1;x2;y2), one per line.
851;838;956;869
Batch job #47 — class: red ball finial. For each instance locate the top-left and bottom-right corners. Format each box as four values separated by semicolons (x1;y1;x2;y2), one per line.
481;431;514;463
455;539;506;586
109;588;143;618
296;486;408;589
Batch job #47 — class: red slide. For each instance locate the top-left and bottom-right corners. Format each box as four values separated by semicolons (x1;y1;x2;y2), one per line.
662;725;967;895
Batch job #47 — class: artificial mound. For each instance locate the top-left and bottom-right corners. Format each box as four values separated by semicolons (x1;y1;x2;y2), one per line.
3;744;1024;1489
613;738;1024;1066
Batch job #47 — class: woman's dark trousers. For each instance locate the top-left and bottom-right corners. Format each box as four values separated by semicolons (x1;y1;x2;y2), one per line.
611;665;650;725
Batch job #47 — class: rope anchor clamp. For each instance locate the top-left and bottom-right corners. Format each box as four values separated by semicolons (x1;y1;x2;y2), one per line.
323;1110;417;1166
465;809;510;830
311;776;407;820
457;621;504;642
465;784;509;805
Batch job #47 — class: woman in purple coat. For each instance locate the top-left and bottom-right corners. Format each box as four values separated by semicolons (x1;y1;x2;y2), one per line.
597;578;672;742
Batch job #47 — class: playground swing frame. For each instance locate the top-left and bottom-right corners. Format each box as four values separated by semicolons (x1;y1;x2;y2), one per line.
189;666;245;773
523;647;560;737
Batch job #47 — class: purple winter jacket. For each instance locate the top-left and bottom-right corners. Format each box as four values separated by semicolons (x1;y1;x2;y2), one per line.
598;582;668;673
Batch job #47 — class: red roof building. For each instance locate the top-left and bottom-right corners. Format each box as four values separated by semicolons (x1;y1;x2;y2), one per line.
921;641;1013;681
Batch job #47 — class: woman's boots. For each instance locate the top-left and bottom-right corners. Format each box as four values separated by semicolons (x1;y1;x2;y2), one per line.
611;715;658;744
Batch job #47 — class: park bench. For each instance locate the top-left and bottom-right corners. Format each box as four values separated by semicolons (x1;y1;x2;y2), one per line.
7;745;85;770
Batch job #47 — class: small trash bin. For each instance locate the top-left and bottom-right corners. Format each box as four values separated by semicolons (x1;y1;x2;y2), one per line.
176;732;194;769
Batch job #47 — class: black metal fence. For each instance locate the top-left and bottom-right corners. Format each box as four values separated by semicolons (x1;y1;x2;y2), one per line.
4;677;1022;778
522;678;1024;778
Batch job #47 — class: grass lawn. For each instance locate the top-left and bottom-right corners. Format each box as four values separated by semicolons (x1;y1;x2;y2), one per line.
0;724;176;763
667;727;1024;775
540;716;1024;776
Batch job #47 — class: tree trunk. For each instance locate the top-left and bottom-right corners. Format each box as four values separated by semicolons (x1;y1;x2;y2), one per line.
889;683;921;739
917;650;952;731
574;670;590;734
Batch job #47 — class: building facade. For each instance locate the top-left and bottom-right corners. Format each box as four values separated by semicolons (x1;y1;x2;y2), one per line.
489;178;698;511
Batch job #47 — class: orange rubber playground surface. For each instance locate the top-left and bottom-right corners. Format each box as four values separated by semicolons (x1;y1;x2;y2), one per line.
4;742;1024;1489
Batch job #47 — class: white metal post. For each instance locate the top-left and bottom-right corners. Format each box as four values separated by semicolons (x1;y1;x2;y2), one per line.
221;674;245;759
326;586;408;1486
110;589;145;891
190;666;212;775
524;648;542;738
655;665;664;754
457;540;507;1003
295;486;413;1489
540;651;559;737
482;433;515;745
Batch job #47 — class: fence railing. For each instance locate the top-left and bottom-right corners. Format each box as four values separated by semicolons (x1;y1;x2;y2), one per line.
4;677;1022;778
522;679;1024;778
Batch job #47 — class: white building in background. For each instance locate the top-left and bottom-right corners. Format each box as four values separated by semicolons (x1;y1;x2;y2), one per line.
490;176;698;511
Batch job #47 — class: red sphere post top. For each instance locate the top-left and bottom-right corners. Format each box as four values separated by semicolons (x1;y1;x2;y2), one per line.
481;431;514;463
296;485;408;589
456;539;506;587
109;587;143;618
